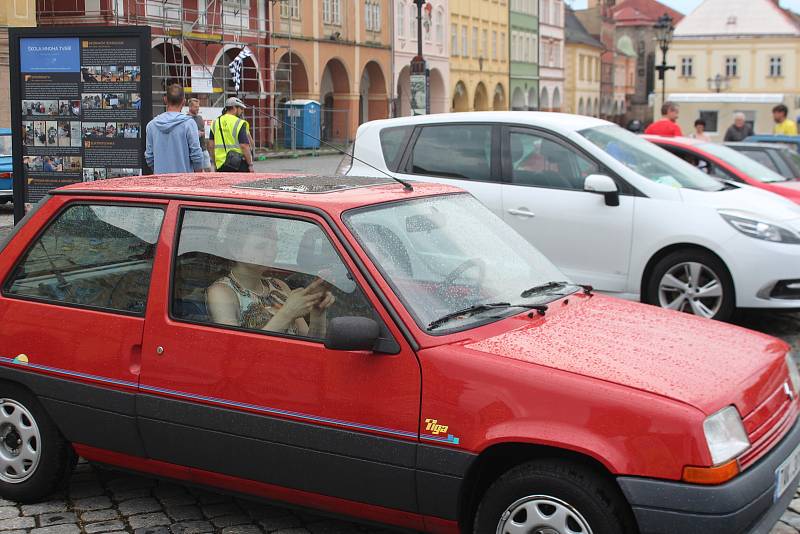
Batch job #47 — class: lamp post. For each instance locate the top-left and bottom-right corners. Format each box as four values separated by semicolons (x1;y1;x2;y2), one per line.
653;13;675;106
707;73;730;93
409;0;429;115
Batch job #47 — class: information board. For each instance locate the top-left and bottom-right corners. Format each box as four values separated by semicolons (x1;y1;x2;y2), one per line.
10;26;152;222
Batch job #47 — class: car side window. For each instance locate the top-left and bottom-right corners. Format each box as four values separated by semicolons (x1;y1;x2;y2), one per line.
742;150;780;173
4;203;164;314
509;130;600;190
409;124;493;181
172;209;376;341
379;126;412;171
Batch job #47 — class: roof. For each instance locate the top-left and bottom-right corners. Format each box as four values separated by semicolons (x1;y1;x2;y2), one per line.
54;173;463;213
0;128;10;136
674;0;800;37
360;111;611;134
642;134;708;147
565;8;603;48
611;0;683;27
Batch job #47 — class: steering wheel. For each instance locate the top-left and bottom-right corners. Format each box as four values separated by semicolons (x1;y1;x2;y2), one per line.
438;258;486;300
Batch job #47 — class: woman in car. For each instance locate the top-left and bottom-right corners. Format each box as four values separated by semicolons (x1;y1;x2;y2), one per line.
206;217;335;337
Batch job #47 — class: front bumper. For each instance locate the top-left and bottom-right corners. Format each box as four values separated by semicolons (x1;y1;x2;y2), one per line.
724;232;800;309
618;416;800;534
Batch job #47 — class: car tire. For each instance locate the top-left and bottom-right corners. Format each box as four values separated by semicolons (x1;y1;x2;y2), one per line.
473;459;635;534
645;249;735;321
0;383;75;502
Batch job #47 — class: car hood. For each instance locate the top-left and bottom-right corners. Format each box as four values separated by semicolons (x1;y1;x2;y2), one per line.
760;179;800;202
464;295;788;416
680;184;800;225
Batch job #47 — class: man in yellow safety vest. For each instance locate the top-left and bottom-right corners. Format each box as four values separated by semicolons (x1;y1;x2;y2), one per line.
208;97;255;172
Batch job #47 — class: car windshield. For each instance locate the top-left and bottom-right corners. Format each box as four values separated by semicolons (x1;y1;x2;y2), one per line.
579;125;725;191
0;136;12;156
698;143;788;183
344;194;575;333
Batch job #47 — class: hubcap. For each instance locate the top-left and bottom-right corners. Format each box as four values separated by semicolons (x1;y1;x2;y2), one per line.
658;261;723;319
0;399;41;484
496;495;593;534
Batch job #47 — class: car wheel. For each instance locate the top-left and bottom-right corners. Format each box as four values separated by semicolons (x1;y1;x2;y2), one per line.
473;460;635;534
0;383;75;502
645;249;734;321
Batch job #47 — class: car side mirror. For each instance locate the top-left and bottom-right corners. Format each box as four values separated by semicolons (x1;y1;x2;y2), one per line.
584;174;620;207
324;316;381;352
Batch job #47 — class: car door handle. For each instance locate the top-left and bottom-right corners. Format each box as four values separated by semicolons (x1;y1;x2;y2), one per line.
507;208;535;218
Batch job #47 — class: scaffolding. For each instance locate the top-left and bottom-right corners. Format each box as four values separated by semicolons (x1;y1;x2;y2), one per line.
35;0;299;151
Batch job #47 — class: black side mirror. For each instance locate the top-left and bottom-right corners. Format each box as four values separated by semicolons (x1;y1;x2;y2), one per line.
325;317;381;352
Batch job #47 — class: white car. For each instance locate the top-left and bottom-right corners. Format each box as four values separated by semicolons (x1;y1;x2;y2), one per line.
341;112;800;321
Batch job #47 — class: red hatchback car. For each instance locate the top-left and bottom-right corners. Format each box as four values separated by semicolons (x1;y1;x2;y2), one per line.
0;173;799;534
644;135;800;203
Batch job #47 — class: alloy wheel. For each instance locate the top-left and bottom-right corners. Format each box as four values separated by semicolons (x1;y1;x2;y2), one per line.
0;399;41;484
657;261;723;319
496;495;593;534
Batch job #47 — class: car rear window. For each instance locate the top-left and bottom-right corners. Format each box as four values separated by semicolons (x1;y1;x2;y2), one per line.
409;124;493;181
379;126;412;171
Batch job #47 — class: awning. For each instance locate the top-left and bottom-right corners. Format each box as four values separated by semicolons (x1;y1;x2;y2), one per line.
668;93;785;104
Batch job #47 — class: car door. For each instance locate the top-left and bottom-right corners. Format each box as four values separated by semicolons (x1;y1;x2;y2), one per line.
394;122;504;214
136;201;423;517
500;126;635;292
0;199;166;458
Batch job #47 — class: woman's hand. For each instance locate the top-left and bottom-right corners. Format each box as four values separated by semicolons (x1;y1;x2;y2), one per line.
274;280;326;324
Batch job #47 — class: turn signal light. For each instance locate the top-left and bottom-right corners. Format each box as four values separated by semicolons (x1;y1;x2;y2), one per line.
682;460;740;485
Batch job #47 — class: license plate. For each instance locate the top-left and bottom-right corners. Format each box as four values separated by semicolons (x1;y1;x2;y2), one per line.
775;443;800;502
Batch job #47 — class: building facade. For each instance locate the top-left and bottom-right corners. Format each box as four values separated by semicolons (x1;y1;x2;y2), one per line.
271;0;392;143
538;0;564;110
564;7;601;116
663;0;800;137
450;0;509;111
509;0;539;110
612;36;636;120
0;0;36;127
393;0;450;115
611;0;683;124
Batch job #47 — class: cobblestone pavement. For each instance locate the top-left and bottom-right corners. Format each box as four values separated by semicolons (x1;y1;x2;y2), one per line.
2;149;800;531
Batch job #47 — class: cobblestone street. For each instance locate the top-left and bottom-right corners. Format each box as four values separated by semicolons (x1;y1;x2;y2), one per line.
1;154;800;532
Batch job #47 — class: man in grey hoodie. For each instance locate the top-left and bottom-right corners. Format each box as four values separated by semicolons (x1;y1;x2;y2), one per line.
144;84;204;174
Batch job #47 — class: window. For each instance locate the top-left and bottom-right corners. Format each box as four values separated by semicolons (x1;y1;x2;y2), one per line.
681;56;693;77
482;29;488;58
770;56;782;77
410;124;493;181
365;0;380;31
280;0;299;19
173;210;375;340
509;130;599;190
511;33;518;61
492;31;497;60
462;26;468;57
398;2;405;38
725;56;738;77
500;32;506;61
699;110;718;133
4;204;165;314
523;34;530;62
435;9;444;45
472;27;478;58
451;23;458;55
222;0;250;27
322;0;340;24
542;0;550;24
580;56;585;81
553;0;561;26
379;126;412;170
410;5;417;39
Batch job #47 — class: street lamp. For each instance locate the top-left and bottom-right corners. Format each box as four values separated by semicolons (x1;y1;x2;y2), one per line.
707;73;730;93
409;0;429;115
653;13;675;106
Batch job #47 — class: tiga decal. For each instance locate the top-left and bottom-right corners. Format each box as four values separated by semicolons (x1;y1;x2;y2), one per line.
425;418;449;435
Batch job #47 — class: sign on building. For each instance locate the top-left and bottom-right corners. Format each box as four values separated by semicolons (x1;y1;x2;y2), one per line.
9;26;152;222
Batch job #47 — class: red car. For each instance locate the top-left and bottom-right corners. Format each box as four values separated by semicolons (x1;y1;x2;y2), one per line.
644;135;800;203
0;173;799;534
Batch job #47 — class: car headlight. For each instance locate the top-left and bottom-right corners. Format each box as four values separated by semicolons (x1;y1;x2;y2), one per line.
719;210;800;244
703;406;750;465
787;352;800;395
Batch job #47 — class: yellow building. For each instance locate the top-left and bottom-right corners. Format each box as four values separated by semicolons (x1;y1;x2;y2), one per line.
449;0;509;111
564;7;601;116
662;0;800;138
1;0;36;127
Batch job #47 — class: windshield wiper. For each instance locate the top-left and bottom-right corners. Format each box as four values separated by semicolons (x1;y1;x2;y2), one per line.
427;302;548;331
520;281;592;299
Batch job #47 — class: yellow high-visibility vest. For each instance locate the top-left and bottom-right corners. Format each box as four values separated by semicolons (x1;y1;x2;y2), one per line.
212;113;248;168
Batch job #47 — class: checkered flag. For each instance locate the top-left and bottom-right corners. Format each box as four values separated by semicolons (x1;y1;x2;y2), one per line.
229;47;254;92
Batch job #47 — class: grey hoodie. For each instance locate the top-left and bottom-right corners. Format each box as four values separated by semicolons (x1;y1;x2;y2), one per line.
144;111;204;174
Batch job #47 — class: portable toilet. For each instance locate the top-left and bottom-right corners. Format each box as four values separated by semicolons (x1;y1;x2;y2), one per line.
284;100;321;149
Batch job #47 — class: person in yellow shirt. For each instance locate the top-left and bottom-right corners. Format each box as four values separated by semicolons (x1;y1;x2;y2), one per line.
772;104;798;136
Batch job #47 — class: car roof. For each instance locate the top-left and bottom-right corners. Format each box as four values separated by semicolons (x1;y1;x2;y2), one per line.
641;134;707;147
54;173;464;213
0;128;10;136
725;142;789;150
360;111;611;133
